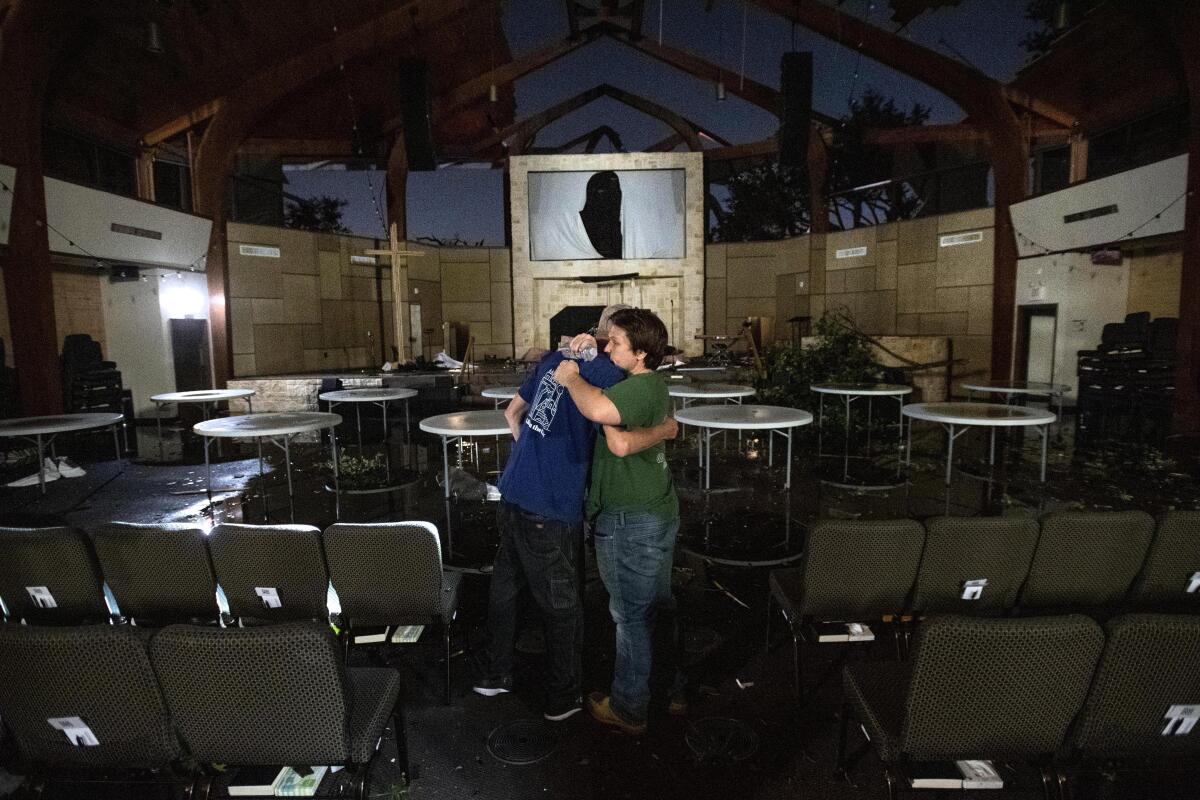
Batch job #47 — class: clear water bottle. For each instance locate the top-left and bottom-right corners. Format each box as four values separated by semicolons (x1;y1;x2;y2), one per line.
558;345;598;362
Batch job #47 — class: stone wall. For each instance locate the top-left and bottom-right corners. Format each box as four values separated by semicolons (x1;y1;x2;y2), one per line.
227;223;393;377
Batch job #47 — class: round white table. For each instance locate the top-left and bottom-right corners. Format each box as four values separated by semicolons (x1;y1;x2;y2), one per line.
672;405;813;491
668;383;755;408
318;387;417;449
902;402;1056;485
419;410;510;499
0;413;125;493
962;380;1069;431
811;383;912;482
194;412;341;521
150;389;256;461
481;386;520;409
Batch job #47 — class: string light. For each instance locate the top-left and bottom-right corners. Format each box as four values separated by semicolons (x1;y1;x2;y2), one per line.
1013;189;1189;258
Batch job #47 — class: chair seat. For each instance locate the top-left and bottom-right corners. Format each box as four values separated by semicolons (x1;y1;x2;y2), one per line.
346;668;402;763
843;661;911;763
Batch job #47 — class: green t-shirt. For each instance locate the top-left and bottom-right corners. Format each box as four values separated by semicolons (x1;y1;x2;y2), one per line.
585;371;679;521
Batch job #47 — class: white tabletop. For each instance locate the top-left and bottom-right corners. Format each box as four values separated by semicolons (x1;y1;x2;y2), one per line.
676;366;727;372
419;410;510;437
669;383;756;399
481;386;521;399
902;402;1055;427
151;389;255;403
194;412;341;439
960;380;1070;396
673;404;813;431
319;388;417;402
811;382;913;397
0;412;125;437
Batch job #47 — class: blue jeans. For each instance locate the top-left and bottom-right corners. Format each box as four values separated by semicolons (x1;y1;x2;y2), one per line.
483;501;584;708
593;510;679;724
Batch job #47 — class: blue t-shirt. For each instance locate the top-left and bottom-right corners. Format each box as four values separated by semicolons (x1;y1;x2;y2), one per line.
497;351;623;523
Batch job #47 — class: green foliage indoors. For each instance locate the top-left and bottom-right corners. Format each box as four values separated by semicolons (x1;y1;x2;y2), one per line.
332;452;390;490
754;316;882;410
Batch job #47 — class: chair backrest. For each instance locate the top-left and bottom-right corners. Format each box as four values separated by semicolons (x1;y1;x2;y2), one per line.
1128;511;1200;613
150;622;349;765
208;523;328;622
901;614;1104;760
1019;511;1154;612
799;519;925;619
323;521;447;626
0;526;108;624
911;516;1040;616
0;624;178;769
1072;614;1200;759
90;522;217;624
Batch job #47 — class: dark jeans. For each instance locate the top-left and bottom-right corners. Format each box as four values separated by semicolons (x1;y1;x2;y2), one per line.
482;501;584;707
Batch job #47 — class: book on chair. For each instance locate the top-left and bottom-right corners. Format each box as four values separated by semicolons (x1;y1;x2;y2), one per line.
352;626;391;645
814;622;875;643
908;761;964;789
227;765;288;796
957;759;1004;789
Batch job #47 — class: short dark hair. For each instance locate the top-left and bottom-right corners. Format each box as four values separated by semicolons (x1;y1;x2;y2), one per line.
609;308;668;370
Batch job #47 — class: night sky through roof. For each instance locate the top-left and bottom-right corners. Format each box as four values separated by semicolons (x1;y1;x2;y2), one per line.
285;0;1041;243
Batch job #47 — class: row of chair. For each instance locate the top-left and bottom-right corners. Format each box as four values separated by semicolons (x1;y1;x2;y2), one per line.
0;521;462;702
767;510;1199;699
0;622;402;799
838;613;1200;799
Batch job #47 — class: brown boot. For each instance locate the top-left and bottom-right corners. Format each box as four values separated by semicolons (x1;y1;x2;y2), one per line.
587;692;647;735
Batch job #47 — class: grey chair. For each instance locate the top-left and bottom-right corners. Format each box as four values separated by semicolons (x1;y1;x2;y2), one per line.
149;622;404;800
1019;511;1154;614
911;516;1040;616
90;521;218;624
767;518;925;700
1128;511;1200;613
1069;614;1200;766
323;521;461;705
838;614;1104;800
208;522;329;624
0;624;181;782
0;526;109;625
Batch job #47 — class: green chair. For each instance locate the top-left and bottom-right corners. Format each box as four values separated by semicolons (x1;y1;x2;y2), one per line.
911;516;1039;616
1019;511;1154;614
0;526;109;625
1127;511;1200;613
767;518;924;700
837;614;1104;800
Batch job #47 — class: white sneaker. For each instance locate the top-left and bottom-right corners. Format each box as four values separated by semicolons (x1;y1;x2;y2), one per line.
6;459;61;487
56;457;86;478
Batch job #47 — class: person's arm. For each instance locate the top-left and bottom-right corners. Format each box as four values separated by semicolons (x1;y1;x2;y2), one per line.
601;415;677;457
553;359;622;425
504;394;529;441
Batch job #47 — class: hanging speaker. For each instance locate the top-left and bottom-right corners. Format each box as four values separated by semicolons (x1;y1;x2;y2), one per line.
399;59;438;171
778;52;813;169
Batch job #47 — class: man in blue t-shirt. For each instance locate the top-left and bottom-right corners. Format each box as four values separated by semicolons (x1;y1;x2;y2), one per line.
474;304;677;722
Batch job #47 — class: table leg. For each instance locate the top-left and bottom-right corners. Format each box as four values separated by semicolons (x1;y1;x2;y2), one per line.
906;417;913;467
356;404;363;452
866;396;873;454
203;436;212;507
283;436;295;523
768;426;775;467
704;430;712;491
817;393;824;458
843;395;851;481
896;398;904;479
990;427;996;467
258;438;268;519
382;401;389;443
331;427;341;520
442;435;451;500
156;401;165;462
785;429;793;489
404;399;410;438
248;397;254;414
945;423;955;486
36;433;46;494
112;424;122;467
1040;425;1048;483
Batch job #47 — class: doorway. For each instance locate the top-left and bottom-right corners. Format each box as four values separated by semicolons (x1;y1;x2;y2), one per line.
1016;304;1057;384
170;318;211;392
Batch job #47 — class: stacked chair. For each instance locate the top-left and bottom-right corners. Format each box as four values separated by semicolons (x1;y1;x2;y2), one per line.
60;333;124;415
767;510;1200;798
1076;312;1178;444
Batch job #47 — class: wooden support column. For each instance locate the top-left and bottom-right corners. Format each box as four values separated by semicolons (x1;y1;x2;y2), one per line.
385;134;412;363
135;148;157;202
1166;6;1200;436
1068;132;1088;184
0;0;81;414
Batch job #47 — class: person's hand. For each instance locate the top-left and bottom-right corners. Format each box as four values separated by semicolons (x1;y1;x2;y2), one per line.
663;416;679;440
569;333;597;354
554;359;580;386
